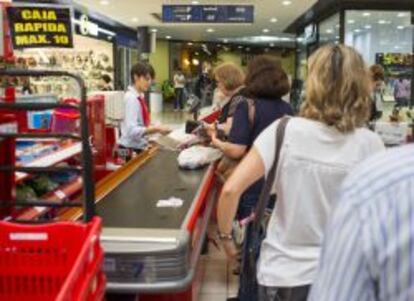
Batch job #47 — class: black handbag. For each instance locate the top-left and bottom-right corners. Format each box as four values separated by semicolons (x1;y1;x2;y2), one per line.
239;116;290;301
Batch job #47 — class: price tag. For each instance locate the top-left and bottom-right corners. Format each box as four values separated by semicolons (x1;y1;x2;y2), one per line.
54;190;66;199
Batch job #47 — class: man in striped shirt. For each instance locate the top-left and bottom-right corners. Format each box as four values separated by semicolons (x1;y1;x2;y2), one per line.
309;145;414;301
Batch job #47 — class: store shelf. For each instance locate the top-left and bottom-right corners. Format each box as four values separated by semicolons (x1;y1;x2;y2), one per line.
16;176;83;221
16;142;82;182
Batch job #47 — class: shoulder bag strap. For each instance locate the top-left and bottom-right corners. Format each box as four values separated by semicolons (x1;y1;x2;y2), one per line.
252;116;290;233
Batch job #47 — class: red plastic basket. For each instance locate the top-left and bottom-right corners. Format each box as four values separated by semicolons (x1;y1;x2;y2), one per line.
51;108;80;134
0;217;105;301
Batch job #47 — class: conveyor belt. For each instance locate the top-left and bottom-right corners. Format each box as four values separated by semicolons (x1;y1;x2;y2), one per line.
96;149;208;229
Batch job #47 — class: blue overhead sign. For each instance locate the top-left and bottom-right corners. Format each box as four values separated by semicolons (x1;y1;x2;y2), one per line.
162;5;254;23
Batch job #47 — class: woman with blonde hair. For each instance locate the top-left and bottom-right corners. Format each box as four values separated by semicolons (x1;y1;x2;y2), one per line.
212;62;246;134
216;44;385;301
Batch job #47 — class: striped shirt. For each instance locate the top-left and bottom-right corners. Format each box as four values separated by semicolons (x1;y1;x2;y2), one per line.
309;145;414;301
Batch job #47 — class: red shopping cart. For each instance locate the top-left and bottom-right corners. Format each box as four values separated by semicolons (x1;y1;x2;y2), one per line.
0;69;105;301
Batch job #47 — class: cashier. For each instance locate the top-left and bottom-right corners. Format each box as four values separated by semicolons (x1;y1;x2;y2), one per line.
118;62;171;153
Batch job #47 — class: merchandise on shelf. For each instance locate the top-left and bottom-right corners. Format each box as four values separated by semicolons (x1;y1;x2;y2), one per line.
13;35;114;97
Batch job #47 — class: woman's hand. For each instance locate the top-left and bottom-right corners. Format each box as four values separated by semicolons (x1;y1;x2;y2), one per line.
211;130;224;149
222;239;238;260
204;123;215;138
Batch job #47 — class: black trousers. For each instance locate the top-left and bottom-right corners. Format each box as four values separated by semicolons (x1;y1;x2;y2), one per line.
175;88;184;109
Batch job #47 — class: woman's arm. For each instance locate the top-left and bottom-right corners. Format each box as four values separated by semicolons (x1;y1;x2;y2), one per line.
217;147;265;257
212;133;246;159
222;117;233;135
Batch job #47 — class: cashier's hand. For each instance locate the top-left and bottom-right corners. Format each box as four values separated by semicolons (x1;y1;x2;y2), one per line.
154;125;172;135
222;239;238;260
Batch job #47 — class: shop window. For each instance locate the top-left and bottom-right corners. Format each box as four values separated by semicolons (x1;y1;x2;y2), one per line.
345;10;413;109
319;13;340;46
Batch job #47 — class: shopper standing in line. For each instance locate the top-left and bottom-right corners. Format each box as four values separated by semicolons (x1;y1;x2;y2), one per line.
212;56;293;301
309;144;414;301
211;62;246;135
216;45;385;301
118;62;171;155
173;68;186;111
394;76;410;107
369;64;385;121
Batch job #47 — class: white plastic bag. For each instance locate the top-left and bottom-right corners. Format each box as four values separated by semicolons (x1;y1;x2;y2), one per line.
178;146;222;169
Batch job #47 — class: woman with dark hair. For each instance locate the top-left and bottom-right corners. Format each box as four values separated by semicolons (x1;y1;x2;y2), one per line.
369;64;385;120
212;56;293;300
212;56;293;218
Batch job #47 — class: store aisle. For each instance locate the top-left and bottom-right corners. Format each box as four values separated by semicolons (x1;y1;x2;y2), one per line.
199;224;239;301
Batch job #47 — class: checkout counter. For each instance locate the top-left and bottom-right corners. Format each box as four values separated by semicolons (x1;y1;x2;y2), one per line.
60;147;218;300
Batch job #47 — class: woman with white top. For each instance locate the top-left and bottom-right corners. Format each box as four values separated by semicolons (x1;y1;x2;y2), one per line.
173;68;186;111
216;44;385;301
118;62;170;155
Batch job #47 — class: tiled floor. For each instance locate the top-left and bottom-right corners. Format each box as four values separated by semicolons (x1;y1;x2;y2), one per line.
198;224;239;301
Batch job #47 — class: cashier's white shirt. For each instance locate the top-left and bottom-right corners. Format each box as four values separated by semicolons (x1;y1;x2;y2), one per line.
254;117;385;287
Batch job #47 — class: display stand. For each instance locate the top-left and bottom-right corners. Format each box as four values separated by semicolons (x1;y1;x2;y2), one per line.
0;69;95;222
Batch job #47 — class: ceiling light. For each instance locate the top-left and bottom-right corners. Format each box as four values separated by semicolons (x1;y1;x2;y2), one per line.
378;20;387;24
188;42;193;46
165;35;171;39
99;0;109;5
347;19;355;24
223;39;228;43
363;12;371;17
262;28;270;33
326;29;333;34
365;24;372;29
282;1;292;6
151;28;158;33
270;18;278;23
269;43;275;47
397;25;405;30
336;35;340;39
354;29;361;33
131;17;139;23
191;0;199;4
207;28;215;33
398;13;407;18
238;46;243;49
192;58;200;66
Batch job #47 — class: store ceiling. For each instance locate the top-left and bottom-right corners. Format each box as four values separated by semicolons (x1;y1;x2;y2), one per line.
74;0;318;46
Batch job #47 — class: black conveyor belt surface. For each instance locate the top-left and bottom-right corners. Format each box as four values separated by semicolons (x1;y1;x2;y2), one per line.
97;150;208;229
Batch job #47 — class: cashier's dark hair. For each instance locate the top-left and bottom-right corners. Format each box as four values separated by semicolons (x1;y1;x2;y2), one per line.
244;55;290;99
130;62;155;82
